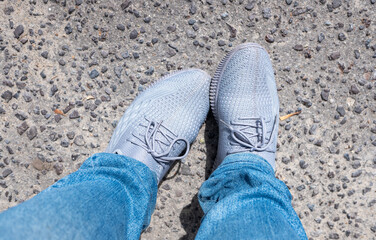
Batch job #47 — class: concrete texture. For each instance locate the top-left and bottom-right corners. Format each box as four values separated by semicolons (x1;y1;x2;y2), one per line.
0;0;375;239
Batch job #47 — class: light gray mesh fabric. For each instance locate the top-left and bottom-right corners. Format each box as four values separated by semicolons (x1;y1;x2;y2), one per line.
210;43;279;169
106;69;210;182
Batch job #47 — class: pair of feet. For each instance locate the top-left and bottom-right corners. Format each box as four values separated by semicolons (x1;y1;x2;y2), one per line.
106;43;279;183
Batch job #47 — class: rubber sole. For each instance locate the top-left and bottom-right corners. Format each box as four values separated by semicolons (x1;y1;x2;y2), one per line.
209;43;268;122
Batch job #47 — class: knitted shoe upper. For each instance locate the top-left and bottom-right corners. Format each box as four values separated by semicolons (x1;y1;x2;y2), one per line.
211;43;279;169
106;69;210;182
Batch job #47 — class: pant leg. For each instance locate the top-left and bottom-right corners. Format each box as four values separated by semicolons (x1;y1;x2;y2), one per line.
196;153;307;240
0;153;158;240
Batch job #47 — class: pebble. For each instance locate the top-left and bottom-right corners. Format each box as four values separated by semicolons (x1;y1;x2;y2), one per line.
318;33;325;43
293;44;304;51
218;40;226;46
338;33;346;41
14;25;24;39
321;90;330;101
2;169;12;178
190;4;197;14
27;126;37;140
17;122;29;135
1;91;13;102
117;24;125;31
351;170;362;178
336;106;346;116
328;52;340;60
41;51;48;59
67;131;76;140
89;69;99;79
65;24;73;34
265;35;274;43
262;8;271;19
74;135;85;146
349;85;359;94
245;1;256;11
69;110;80;119
129;29;138;40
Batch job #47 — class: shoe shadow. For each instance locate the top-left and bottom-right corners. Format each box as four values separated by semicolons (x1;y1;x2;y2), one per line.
178;110;218;240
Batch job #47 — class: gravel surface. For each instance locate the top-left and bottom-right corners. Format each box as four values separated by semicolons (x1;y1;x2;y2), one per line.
0;0;375;239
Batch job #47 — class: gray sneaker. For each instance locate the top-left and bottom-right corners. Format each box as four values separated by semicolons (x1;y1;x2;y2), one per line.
210;43;279;170
106;69;210;182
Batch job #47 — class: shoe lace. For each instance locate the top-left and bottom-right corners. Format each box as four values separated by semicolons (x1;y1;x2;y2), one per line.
220;116;278;154
129;118;190;164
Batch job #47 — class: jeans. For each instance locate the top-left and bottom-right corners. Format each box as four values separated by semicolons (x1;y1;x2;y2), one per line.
0;153;307;240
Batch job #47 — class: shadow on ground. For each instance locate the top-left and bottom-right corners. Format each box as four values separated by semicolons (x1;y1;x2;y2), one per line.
178;110;218;240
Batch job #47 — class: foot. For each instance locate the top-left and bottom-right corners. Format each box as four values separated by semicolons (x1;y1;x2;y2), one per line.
210;43;279;169
106;69;210;182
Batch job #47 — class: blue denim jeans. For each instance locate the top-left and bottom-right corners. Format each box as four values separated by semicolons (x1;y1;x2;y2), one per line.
0;153;307;240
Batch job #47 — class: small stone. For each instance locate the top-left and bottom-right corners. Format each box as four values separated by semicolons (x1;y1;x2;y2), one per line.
65;24;72;34
189;4;197;14
67;131;75;140
245;0;256;11
318;33;325;43
338;33;346;41
293;44;304;51
354;50;360;59
54;114;62;123
130;29;138;39
218;40;226;46
336;106;345;116
349;85;359;94
351;170;362;178
321;90;330;101
117;24;125;31
314;140;323;147
114;66;123;78
17;122;29;135
286;0;292;5
15;112;28;121
152;38;158;45
27;126;37;140
74;135;85;146
54;163;64;175
41;51;48;59
265;35;274;43
167;25;176;32
262;8;271;19
23;93;32;102
14;25;24;39
89;69;99;79
1;91;13;102
299;160;308;169
353;106;363;114
69;110;80;119
50;85;58;96
329;52;340;60
332;0;342;9
120;0;132;10
75;0;83;6
2;169;12;178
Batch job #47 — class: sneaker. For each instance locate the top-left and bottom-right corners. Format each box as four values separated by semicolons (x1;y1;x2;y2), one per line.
210;43;279;169
106;69;211;182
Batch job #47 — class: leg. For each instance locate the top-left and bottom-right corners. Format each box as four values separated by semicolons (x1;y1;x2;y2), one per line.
204;42;307;239
0;153;157;240
196;153;307;240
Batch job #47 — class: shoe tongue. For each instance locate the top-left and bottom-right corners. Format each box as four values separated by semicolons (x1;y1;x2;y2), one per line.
117;141;164;178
